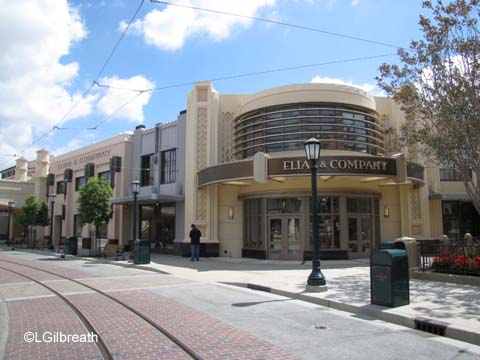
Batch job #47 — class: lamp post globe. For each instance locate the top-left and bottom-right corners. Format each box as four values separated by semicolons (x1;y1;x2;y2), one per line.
304;138;326;287
131;180;141;196
7;200;15;246
48;194;56;250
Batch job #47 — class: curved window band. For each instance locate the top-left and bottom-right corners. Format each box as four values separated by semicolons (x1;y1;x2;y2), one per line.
233;103;384;159
234;138;384;157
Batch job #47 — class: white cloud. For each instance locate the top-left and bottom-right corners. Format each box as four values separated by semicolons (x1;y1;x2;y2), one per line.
51;136;90;157
310;76;386;96
0;0;93;165
351;0;360;6
123;0;276;51
96;76;156;122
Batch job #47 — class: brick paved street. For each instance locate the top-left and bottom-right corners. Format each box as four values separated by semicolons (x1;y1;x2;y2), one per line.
113;289;300;360
1;251;479;360
0;255;302;360
65;292;190;360
5;297;102;360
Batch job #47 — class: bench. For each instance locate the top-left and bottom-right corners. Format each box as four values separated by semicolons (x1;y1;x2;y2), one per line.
102;244;125;261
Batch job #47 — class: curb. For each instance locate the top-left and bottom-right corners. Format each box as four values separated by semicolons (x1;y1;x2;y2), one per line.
231;282;480;347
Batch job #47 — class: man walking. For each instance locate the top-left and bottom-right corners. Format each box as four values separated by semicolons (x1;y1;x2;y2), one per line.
189;224;201;261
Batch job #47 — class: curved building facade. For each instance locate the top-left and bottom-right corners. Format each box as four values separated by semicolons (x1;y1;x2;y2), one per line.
183;82;438;260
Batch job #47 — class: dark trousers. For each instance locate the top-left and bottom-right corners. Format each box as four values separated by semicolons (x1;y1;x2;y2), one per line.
191;244;199;260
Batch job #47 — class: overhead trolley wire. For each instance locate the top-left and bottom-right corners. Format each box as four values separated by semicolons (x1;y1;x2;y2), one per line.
0;0;146;166
95;53;397;93
150;0;401;49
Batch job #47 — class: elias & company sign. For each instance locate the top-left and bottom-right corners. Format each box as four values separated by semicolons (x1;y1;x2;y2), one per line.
269;156;397;177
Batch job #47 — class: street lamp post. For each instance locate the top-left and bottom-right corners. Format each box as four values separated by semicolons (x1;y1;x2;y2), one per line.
131;180;140;262
131;180;140;244
49;194;57;250
304;138;326;287
7;200;15;248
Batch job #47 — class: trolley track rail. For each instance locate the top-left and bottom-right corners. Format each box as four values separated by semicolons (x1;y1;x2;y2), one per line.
0;257;204;360
0;264;113;360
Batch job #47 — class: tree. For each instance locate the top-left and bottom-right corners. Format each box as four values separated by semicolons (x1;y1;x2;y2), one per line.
77;177;112;256
36;202;49;227
377;0;480;213
16;195;49;247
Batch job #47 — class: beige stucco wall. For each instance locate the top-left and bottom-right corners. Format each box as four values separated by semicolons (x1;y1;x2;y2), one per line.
440;181;467;193
241;83;376;114
217;185;243;257
429;199;444;238
49;134;133;246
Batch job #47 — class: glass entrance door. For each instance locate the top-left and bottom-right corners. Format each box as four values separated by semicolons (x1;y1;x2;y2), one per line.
348;215;372;256
268;217;302;260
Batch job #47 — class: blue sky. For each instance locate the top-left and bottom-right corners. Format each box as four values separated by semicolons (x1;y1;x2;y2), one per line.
0;0;426;167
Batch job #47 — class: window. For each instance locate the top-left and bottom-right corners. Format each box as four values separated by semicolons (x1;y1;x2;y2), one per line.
75;176;85;191
141;154;153;186
347;198;371;213
267;198;301;214
244;199;264;249
56;180;65;194
98;223;108;239
98;171;110;182
161;149;176;184
440;164;464;181
309;196;340;250
73;215;82;237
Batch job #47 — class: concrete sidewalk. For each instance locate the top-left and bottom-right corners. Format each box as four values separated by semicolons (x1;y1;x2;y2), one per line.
136;254;480;346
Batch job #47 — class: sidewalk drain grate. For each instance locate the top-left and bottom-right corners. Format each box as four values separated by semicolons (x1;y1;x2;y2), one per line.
414;318;446;336
315;325;327;330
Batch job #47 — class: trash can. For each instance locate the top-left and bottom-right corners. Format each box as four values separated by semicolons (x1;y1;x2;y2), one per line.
66;237;78;255
379;241;396;249
370;249;409;307
133;239;151;265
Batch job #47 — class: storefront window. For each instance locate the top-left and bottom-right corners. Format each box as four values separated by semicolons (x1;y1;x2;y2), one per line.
157;204;175;249
267;198;301;214
442;201;480;240
347;198;371;213
309;196;340;249
347;198;373;254
74;215;82;237
244;199;264;249
98;223;108;239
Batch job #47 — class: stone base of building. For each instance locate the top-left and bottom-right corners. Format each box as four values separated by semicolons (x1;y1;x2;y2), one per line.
175;242;220;258
242;249;267;259
303;250;349;261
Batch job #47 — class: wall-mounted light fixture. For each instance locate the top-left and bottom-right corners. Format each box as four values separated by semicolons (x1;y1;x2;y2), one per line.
384;206;390;218
228;207;234;220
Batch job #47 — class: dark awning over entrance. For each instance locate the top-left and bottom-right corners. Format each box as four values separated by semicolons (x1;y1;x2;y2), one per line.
197;155;428;187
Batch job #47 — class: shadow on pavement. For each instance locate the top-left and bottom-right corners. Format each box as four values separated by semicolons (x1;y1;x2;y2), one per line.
232;299;292;307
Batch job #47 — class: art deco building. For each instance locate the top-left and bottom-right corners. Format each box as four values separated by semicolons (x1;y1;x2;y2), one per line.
182;82;472;260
